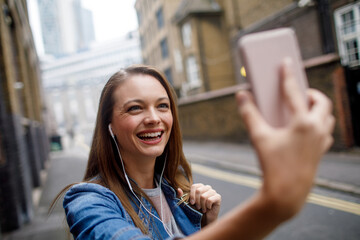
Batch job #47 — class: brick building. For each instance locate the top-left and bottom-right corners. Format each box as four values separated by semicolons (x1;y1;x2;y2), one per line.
135;0;238;96
135;0;185;96
174;1;237;96
230;0;360;149
136;0;359;150
0;0;49;233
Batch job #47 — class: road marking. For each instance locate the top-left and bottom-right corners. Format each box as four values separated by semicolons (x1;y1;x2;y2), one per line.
307;194;360;215
191;163;360;216
192;162;261;188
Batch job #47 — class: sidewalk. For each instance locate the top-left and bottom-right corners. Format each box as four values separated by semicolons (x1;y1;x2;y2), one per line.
3;140;360;239
183;140;360;195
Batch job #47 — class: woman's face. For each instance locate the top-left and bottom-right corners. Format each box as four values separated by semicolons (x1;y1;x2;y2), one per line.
110;74;173;161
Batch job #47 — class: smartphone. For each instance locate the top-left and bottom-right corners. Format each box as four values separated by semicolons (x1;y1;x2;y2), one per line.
238;28;308;127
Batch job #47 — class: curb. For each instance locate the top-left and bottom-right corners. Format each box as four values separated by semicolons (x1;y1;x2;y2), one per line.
188;155;360;196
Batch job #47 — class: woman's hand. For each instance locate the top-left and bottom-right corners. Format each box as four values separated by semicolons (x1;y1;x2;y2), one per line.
236;59;335;219
178;184;221;226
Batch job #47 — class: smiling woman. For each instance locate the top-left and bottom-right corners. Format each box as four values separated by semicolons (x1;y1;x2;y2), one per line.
52;63;335;240
54;65;221;239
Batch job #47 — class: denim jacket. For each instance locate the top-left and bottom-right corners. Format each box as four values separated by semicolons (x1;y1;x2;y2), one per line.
63;178;202;240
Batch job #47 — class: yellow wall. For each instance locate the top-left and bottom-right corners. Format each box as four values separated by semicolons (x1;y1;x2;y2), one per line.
198;16;236;90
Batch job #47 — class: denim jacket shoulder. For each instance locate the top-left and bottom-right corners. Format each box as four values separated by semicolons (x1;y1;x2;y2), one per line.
63;181;202;240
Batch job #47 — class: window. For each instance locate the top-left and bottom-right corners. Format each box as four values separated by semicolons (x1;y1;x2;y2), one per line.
182;22;192;48
156;7;164;29
174;49;183;72
334;2;360;67
164;68;173;85
136;10;142;25
345;39;359;63
160;38;169;59
341;10;355;34
140;35;145;49
185;56;201;88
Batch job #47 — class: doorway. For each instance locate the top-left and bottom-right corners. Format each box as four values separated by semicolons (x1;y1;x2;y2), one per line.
345;67;360;146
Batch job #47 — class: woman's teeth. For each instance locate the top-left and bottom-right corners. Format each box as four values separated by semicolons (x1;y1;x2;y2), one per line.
138;131;162;139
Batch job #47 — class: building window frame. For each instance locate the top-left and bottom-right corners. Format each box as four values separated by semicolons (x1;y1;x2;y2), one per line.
160;38;169;59
174;49;183;72
156;7;164;29
136;10;142;25
181;21;192;48
164;67;173;85
185;55;201;89
334;2;360;67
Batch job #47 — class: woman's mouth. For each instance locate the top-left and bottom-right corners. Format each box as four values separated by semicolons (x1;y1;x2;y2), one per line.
137;131;164;142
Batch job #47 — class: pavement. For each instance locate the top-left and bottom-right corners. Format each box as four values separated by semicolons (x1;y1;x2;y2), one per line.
2;139;360;239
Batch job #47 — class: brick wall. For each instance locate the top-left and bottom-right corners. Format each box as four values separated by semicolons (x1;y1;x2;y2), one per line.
178;85;248;143
178;60;351;150
305;59;351;150
235;0;293;28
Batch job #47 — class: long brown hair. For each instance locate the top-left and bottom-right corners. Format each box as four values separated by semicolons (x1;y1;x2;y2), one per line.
51;65;192;234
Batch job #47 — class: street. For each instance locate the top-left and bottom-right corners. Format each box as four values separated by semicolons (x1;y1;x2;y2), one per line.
193;164;360;240
3;1;360;239
3;136;360;240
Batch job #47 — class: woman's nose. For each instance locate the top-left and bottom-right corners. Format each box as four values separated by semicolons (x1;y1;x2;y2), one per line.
144;108;161;124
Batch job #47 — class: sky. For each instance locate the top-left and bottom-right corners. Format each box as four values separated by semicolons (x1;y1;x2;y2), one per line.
27;0;138;55
81;0;138;42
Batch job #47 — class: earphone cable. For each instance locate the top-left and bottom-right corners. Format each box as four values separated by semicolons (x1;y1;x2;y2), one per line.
110;131;173;237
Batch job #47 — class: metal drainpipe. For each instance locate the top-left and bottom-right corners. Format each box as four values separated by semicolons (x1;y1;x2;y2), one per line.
316;0;335;53
232;0;241;30
196;18;211;92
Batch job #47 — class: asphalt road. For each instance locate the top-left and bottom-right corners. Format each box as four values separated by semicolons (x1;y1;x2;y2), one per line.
193;165;360;240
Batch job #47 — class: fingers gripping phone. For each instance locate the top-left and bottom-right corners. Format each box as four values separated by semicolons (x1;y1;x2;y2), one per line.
238;28;309;127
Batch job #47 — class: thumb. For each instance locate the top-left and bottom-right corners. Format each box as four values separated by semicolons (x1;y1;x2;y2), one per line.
177;188;184;198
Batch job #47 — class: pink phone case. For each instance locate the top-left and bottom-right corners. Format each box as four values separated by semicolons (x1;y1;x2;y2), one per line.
238;28;308;127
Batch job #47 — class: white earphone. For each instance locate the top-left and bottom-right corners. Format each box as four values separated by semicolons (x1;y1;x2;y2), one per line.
108;124;115;138
108;124;134;190
107;123;172;237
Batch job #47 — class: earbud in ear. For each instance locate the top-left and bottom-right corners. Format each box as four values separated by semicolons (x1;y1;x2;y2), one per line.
108;124;115;138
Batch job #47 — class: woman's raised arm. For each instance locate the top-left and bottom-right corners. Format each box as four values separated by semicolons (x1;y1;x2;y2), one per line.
185;60;335;240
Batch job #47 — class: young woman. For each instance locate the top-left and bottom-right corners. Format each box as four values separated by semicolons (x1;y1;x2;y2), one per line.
62;63;334;239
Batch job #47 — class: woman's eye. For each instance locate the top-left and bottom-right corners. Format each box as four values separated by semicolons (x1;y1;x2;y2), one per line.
158;103;169;109
127;105;141;112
